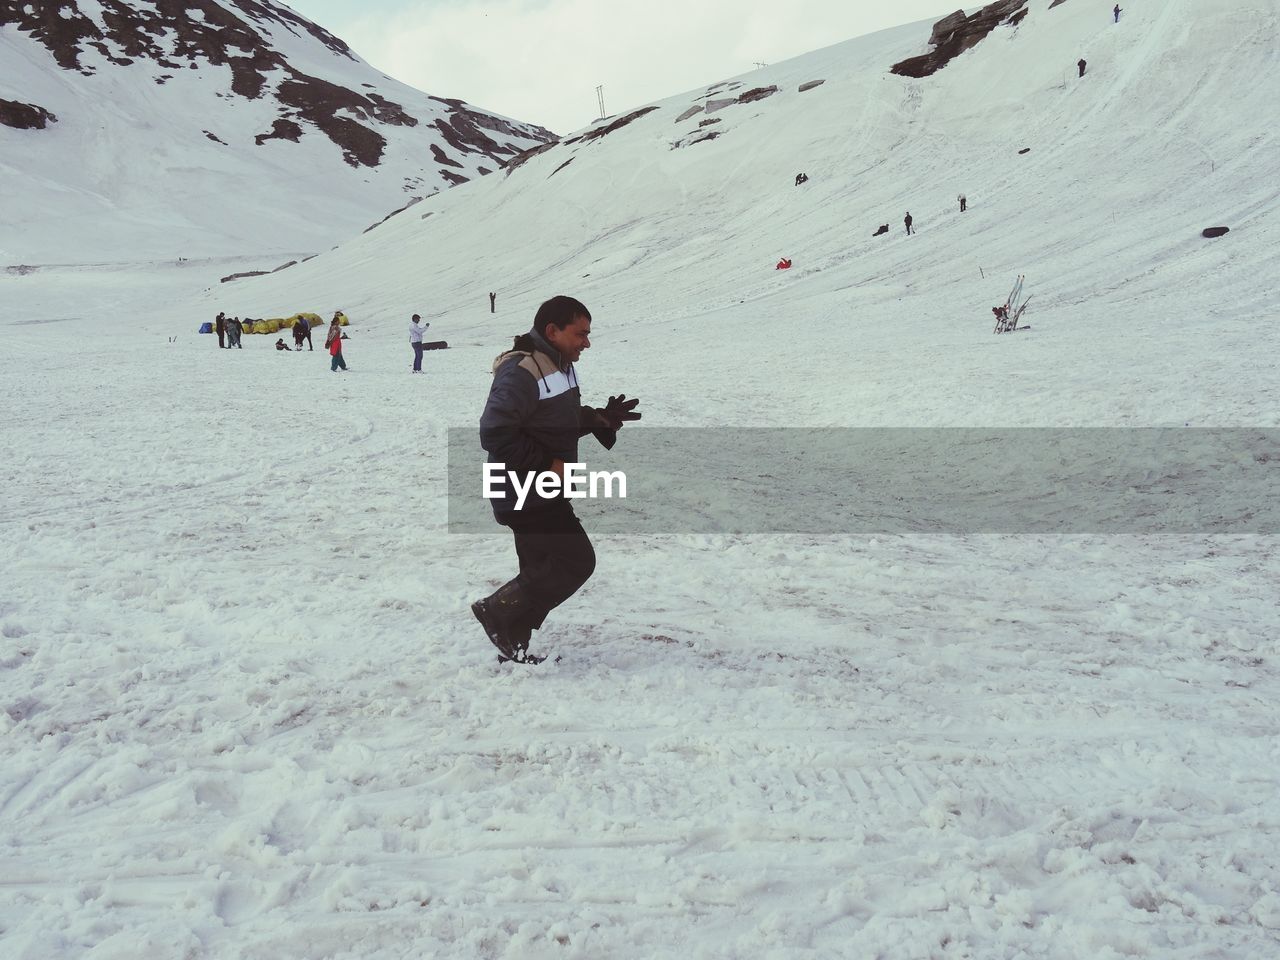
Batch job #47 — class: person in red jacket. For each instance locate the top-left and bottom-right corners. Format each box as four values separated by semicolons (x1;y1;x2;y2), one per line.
776;257;792;270
325;318;347;372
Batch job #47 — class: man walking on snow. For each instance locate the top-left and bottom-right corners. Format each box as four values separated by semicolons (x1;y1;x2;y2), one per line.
904;211;914;235
472;295;641;663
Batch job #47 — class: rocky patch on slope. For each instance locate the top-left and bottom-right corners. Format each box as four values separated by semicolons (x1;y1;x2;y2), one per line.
891;0;1029;78
0;99;58;130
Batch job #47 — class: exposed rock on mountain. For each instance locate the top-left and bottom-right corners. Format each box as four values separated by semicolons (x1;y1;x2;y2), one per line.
891;0;1029;78
0;98;57;129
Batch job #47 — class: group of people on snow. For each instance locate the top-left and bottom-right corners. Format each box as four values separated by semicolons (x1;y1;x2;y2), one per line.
209;310;345;370
214;312;242;349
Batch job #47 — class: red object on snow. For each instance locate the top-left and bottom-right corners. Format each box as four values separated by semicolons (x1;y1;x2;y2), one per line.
776;258;792;270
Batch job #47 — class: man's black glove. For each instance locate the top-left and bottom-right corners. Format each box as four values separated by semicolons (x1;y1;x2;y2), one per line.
600;394;641;431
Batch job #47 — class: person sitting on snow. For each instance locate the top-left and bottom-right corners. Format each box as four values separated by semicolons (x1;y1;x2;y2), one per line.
794;173;808;186
276;338;291;351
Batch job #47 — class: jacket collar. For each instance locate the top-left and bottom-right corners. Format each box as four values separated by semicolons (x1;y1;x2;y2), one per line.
528;327;569;372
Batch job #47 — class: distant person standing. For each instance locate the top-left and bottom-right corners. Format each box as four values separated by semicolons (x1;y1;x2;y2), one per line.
227;316;243;349
1113;4;1121;22
904;211;914;235
1078;58;1087;77
410;313;429;373
489;292;497;314
325;317;347;372
215;311;226;349
958;194;967;213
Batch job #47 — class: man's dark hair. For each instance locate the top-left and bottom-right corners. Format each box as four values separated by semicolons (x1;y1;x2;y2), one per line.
533;295;590;337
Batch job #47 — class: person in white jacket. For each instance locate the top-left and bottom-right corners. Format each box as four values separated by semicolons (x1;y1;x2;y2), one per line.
410;313;429;373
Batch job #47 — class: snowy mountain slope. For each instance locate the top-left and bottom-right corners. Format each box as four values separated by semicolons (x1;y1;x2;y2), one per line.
3;2;1280;958
219;0;1280;429
0;0;555;262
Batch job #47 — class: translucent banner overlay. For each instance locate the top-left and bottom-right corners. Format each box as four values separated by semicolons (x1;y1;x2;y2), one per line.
447;429;1280;534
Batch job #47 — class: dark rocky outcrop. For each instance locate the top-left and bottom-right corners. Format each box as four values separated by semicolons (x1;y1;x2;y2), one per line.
431;144;463;168
579;105;660;143
891;0;1029;78
220;269;269;283
0;99;58;130
275;73;411;166
503;141;558;176
549;157;575;178
930;11;968;45
736;85;778;105
254;118;303;146
1201;226;1230;238
798;80;825;93
429;96;555;154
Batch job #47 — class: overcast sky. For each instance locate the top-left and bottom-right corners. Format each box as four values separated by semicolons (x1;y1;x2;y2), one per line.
282;0;956;134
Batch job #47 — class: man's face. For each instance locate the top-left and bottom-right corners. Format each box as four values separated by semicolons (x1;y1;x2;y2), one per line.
547;314;591;363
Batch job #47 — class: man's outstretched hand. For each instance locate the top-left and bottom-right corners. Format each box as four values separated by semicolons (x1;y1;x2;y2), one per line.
601;394;641;430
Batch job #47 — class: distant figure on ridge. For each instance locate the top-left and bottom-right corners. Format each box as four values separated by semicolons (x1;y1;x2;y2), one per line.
1113;4;1121;23
958;193;967;213
1078;58;1087;78
489;291;496;313
794;172;808;186
904;212;914;235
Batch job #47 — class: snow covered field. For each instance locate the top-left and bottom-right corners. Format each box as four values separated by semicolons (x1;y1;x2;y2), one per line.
3;0;1279;956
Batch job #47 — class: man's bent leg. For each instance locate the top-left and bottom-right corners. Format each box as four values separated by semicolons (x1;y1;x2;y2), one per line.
506;508;596;630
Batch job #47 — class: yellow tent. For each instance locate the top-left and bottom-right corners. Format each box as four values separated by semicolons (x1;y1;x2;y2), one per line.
239;312;351;334
245;312;330;334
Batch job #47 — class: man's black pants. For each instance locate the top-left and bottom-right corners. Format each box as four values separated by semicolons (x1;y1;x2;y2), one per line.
500;504;596;630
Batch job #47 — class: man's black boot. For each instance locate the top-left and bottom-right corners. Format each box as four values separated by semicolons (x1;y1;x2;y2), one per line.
471;580;534;660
